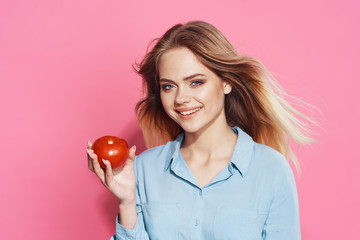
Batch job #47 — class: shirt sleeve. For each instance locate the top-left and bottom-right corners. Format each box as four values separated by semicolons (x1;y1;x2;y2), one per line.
110;209;149;240
262;162;301;240
110;155;150;240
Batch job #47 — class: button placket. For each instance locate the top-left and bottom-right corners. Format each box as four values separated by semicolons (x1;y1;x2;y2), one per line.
190;188;204;238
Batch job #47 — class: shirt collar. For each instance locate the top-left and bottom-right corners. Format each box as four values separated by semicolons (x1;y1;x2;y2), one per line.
229;126;255;177
164;133;184;172
164;126;255;178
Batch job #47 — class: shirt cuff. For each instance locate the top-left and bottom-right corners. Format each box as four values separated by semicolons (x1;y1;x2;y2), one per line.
115;214;142;239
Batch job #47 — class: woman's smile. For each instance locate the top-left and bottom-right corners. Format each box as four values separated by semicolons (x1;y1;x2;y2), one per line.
175;106;203;120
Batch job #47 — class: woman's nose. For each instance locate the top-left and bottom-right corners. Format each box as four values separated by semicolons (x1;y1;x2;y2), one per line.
175;88;191;105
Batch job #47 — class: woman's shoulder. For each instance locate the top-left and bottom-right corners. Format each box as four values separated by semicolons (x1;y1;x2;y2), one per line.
134;139;179;169
233;126;293;176
253;142;285;162
137;140;175;158
251;142;294;179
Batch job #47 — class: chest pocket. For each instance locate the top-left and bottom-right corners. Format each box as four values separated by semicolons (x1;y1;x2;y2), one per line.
142;202;180;240
213;207;266;240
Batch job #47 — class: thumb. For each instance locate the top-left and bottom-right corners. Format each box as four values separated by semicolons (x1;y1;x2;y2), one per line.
122;145;136;170
127;145;136;162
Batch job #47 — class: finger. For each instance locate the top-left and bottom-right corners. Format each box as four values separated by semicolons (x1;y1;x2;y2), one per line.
87;149;94;172
87;140;93;150
103;159;114;186
90;151;105;183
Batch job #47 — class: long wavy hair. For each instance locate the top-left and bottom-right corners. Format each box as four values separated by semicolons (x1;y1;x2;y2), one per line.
135;21;319;170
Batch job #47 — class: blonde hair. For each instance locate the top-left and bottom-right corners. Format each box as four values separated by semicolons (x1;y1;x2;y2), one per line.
135;21;319;170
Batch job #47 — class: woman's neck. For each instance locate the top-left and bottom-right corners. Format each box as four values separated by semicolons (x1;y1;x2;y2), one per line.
181;121;237;164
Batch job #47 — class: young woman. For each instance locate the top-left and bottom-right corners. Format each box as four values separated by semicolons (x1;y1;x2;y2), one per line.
87;21;317;240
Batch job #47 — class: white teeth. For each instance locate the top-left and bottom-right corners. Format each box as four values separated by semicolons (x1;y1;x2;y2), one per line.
179;107;201;115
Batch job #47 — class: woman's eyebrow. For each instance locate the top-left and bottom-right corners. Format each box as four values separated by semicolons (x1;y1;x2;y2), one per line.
159;73;206;83
183;73;206;80
159;78;175;83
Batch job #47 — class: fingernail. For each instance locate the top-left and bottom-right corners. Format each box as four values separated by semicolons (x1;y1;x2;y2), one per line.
88;149;95;159
88;140;91;146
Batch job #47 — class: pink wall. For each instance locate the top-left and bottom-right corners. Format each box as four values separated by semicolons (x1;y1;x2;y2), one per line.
1;0;359;239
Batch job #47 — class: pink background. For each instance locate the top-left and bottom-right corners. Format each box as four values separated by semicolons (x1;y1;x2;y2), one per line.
1;0;359;239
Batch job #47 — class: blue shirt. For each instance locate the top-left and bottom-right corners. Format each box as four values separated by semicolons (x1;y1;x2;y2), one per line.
112;127;300;240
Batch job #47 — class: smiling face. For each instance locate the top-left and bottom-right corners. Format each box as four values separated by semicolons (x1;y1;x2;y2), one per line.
158;47;232;135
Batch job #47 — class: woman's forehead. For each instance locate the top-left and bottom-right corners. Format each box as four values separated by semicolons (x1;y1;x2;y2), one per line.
158;47;211;80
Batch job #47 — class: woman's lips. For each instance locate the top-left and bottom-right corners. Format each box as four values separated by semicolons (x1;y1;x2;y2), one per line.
175;107;202;119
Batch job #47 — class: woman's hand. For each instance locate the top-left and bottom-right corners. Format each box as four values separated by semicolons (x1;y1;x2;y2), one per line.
87;140;137;206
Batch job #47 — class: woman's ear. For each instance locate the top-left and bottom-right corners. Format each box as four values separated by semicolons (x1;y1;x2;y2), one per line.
223;81;232;94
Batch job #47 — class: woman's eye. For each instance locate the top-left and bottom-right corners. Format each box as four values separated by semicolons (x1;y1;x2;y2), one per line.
161;84;175;91
191;80;203;86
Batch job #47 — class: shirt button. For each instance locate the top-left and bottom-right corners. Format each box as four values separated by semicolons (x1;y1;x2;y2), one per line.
195;219;200;226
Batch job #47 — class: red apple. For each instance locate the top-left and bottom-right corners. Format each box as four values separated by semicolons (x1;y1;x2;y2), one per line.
92;136;129;169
